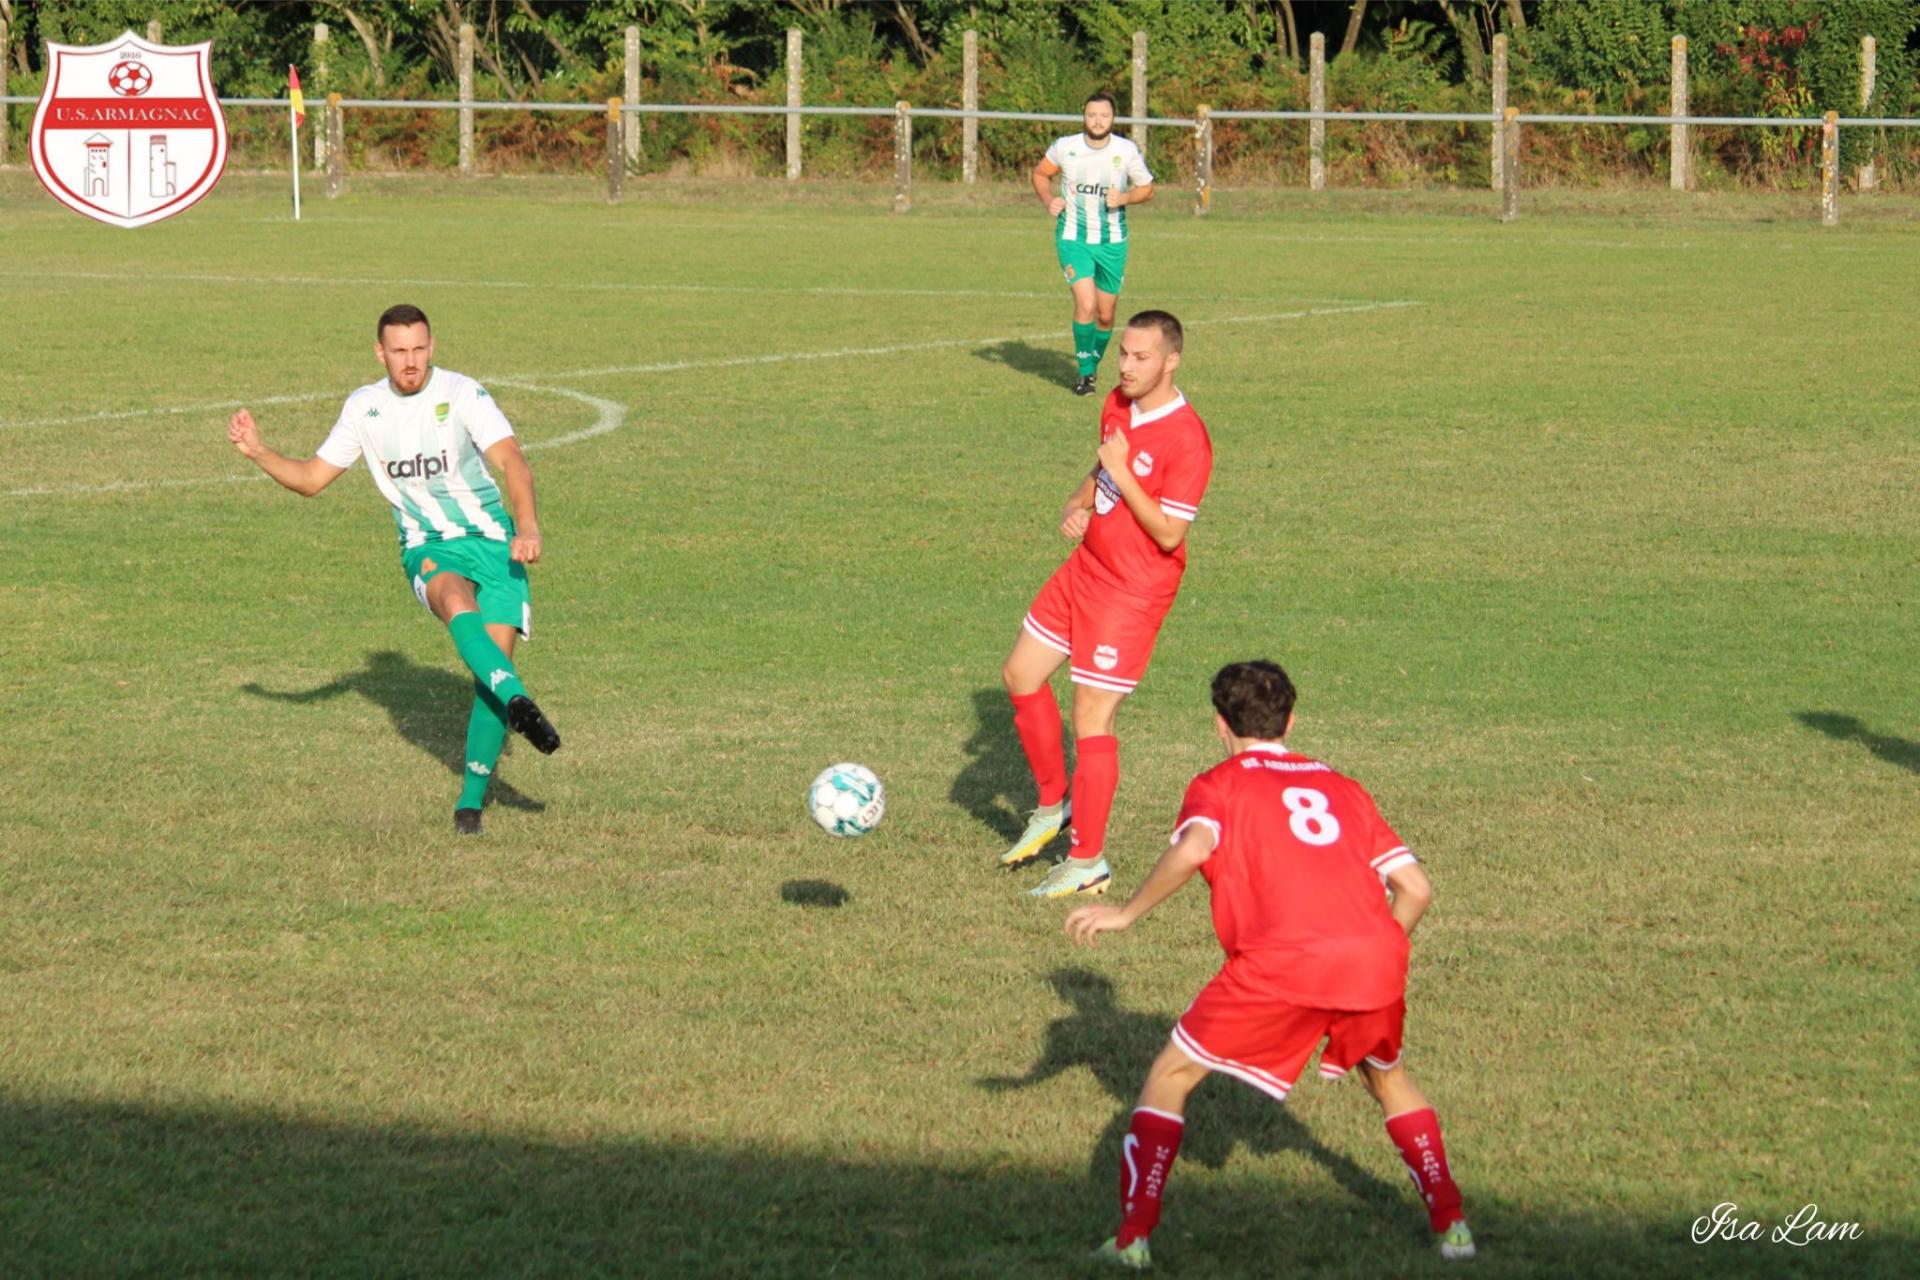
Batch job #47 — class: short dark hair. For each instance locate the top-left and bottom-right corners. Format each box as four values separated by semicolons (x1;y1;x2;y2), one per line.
1084;91;1117;111
376;303;431;342
1211;661;1298;740
1126;309;1183;354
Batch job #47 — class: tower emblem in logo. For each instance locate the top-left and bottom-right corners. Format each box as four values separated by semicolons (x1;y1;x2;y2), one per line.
31;32;228;228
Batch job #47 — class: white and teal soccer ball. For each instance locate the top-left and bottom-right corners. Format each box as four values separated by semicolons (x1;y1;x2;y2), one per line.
807;763;885;838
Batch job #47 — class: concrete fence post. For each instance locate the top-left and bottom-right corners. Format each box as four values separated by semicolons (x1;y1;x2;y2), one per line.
624;26;641;163
147;18;162;42
786;29;803;181
458;23;475;176
1194;104;1212;216
326;94;345;197
1859;36;1877;192
312;24;329;169
963;29;978;184
1131;32;1148;155
1821;111;1839;226
606;99;623;203
893;101;912;213
1309;32;1326;191
1491;33;1508;191
1670;36;1690;191
1500;106;1519;221
0;18;10;170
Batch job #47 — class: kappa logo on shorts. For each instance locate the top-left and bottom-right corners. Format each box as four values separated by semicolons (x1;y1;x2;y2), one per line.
1094;644;1120;671
1132;450;1155;477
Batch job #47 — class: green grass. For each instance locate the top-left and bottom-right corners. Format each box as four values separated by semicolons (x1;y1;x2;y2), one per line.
0;170;1915;1277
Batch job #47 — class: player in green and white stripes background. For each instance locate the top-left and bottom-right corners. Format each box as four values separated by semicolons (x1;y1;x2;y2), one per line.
1032;91;1156;396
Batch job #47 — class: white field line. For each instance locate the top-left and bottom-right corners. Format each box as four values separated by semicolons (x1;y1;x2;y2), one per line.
0;265;1386;306
1;301;1416;498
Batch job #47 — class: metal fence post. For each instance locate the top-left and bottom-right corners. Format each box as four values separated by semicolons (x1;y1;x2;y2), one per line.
458;23;475;176
326;94;345;197
1500;106;1519;221
1131;32;1148;155
963;29;978;184
1194;104;1212;216
786;29;803;181
147;18;162;42
1309;33;1326;191
1859;36;1876;192
1491;33;1507;191
625;26;641;163
893;101;912;213
312;23;329;169
1821;111;1839;226
1670;36;1689;191
0;18;9;170
606;98;623;203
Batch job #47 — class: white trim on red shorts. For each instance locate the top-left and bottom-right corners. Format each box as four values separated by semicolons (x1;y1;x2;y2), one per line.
1022;614;1072;656
1318;1062;1351;1080
1070;666;1138;694
1365;1052;1403;1071
1170;1023;1293;1102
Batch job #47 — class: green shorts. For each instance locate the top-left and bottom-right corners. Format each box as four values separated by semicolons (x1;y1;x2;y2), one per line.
403;537;532;639
1057;239;1129;294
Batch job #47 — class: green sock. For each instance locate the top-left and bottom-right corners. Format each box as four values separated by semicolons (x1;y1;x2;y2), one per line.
1092;327;1113;365
458;685;509;809
447;611;527;706
1073;321;1097;377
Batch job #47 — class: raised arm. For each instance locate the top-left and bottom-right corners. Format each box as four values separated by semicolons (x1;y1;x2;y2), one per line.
1063;821;1215;945
1059;470;1098;540
1032;156;1066;216
227;408;346;498
1096;427;1189;553
484;436;542;564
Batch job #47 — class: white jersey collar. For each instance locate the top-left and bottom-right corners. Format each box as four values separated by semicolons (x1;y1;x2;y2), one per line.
1130;390;1187;428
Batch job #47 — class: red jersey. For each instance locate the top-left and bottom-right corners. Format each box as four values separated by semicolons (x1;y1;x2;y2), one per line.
1078;388;1212;602
1173;744;1419;1011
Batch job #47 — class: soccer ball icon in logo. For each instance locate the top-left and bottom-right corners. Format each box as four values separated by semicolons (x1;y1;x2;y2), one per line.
807;763;885;838
107;61;152;96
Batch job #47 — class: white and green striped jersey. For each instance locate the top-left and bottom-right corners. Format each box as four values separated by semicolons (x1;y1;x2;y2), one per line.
1045;133;1154;245
316;366;516;551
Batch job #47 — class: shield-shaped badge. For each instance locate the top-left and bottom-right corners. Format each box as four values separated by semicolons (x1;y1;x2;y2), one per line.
32;31;228;229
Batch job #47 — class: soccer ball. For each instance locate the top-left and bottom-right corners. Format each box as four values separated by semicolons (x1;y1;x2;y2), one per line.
807;763;885;838
108;62;152;97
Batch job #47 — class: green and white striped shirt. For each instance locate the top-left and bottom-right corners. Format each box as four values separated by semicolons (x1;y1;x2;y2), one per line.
317;366;516;551
1046;133;1154;245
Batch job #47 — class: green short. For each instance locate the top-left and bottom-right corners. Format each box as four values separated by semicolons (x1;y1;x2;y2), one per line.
403;537;532;639
1057;238;1129;294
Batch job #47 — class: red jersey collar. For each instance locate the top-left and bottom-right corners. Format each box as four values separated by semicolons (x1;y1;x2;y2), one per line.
1129;389;1187;429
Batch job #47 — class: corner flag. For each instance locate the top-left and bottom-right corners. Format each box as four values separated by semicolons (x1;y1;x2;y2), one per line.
289;65;306;127
288;65;305;220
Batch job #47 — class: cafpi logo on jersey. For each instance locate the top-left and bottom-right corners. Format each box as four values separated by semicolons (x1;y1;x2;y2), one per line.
31;32;228;228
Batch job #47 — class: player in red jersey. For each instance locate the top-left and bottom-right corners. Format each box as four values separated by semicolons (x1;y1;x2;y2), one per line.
1065;661;1475;1269
997;310;1213;898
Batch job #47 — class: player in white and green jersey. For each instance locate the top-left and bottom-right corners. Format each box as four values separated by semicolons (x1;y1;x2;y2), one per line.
1032;91;1156;396
226;303;560;836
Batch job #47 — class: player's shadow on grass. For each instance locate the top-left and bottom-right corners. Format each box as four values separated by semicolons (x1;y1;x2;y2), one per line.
975;339;1076;389
979;968;1404;1216
1795;711;1920;776
241;650;544;811
951;686;1072;844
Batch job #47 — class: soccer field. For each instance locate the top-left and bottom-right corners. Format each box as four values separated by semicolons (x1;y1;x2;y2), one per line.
0;170;1914;1277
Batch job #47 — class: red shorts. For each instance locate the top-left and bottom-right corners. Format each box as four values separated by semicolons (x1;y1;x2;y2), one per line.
1022;554;1173;695
1171;966;1405;1102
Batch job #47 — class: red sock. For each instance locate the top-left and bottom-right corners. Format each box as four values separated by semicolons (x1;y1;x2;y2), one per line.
1009;690;1068;807
1385;1107;1464;1232
1117;1107;1184;1246
1068;734;1118;859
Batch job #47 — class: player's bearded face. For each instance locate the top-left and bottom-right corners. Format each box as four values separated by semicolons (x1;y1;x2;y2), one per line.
1116;329;1177;400
376;323;435;395
1084;102;1114;139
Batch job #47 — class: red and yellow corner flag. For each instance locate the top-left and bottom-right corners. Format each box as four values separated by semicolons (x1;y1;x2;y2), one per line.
288;65;306;127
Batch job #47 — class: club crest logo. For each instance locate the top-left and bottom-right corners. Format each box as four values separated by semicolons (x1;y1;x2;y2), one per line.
1094;644;1121;671
32;32;228;228
1131;450;1155;477
434;402;450;423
